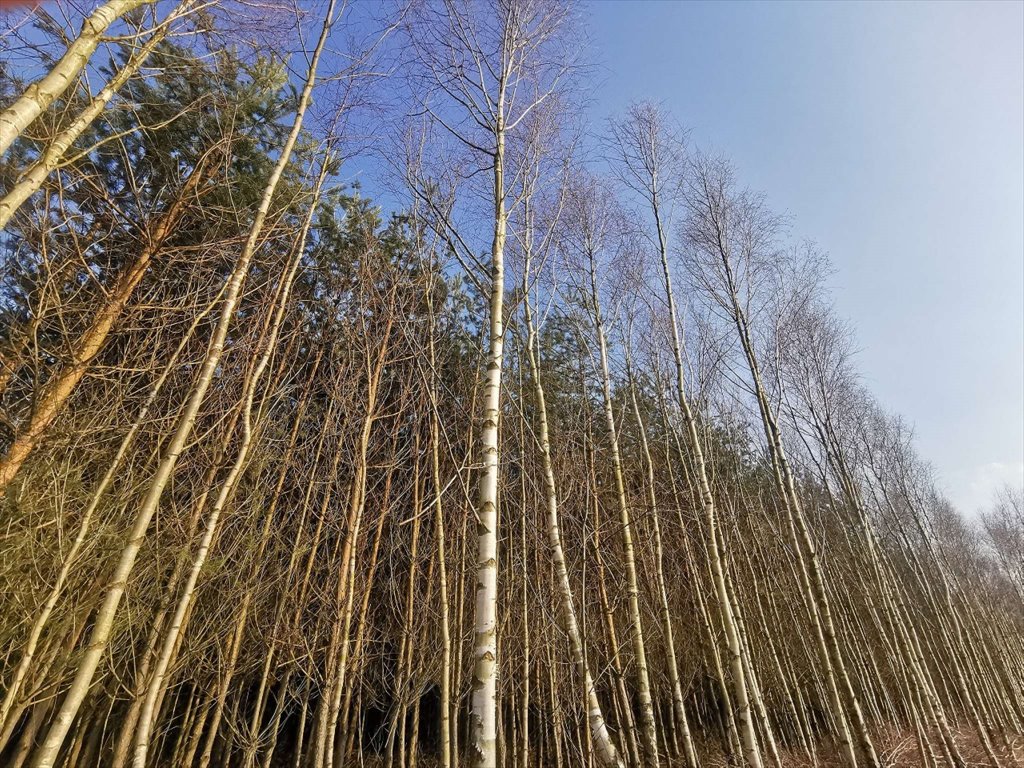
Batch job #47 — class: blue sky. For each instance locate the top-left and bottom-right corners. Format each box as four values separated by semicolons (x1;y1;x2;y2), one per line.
583;0;1023;515
6;0;1018;515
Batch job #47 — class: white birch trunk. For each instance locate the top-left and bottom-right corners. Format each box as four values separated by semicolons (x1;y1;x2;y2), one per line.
130;154;324;768
470;88;507;768
651;194;763;768
0;0;153;157
0;0;194;228
585;246;661;768
523;266;623;768
29;3;336;762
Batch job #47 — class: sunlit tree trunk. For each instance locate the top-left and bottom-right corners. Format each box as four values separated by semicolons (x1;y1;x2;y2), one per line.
582;404;642;768
318;301;397;768
0;0;154;157
132;156;326;768
425;261;453;768
583;237;660;768
523;243;624;768
28;4;337;762
624;351;698;768
0;0;195;229
683;155;876;767
468;82;508;766
0;289;217;738
608;103;763;768
0;143;215;490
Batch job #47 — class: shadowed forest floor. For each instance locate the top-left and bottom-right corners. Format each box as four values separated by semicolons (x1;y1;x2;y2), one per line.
768;727;1023;767
267;727;1023;767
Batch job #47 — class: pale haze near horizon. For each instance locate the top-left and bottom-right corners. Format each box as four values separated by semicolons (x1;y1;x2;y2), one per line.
587;0;1024;517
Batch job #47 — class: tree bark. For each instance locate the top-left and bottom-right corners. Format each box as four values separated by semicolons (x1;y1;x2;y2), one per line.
28;3;336;762
0;0;195;229
0;0;153;157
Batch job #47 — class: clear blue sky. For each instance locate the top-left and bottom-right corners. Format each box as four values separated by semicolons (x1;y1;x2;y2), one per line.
14;0;1016;515
585;0;1024;516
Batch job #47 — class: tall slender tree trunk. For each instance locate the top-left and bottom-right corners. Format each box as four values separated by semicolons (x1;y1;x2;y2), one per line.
826;450;980;766
132;163;323;767
386;438;424;768
522;252;623;768
584;243;660;768
650;181;763;768
0;0;154;156
0;144;215;491
318;302;397;768
470;79;508;768
624;352;698;768
424;262;453;768
585;411;642;768
0;289;217;737
339;445;398;763
29;4;336;762
661;390;747;764
712;242;877;767
0;0;195;229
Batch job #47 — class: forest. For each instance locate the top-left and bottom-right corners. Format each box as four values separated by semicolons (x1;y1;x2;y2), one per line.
0;1;1022;767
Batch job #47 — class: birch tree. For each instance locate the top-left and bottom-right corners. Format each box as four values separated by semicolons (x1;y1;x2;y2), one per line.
562;173;662;768
683;152;879;767
515;152;624;768
0;0;157;156
28;3;339;763
608;103;764;768
403;3;576;763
